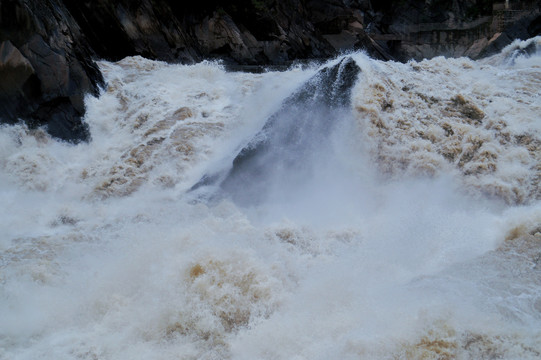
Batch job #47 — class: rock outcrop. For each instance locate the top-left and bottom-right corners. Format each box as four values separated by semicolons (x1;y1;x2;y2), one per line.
194;57;361;205
0;0;102;142
62;0;388;65
365;0;541;60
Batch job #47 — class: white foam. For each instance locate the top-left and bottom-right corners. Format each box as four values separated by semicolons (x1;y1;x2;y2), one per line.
1;45;541;359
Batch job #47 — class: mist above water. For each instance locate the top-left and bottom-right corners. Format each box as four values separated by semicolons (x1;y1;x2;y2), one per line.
1;38;541;359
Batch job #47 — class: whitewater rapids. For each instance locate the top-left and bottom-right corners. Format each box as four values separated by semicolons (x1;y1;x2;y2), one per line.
1;37;541;359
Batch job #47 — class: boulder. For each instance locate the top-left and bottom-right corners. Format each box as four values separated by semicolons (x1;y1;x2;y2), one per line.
208;57;362;205
64;0;200;63
0;40;35;96
0;0;102;142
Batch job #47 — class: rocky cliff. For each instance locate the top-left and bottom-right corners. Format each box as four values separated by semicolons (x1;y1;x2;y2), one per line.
61;0;389;65
1;0;540;142
0;0;103;142
370;0;541;61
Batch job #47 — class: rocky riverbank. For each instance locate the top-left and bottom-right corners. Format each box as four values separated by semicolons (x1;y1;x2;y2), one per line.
1;0;540;142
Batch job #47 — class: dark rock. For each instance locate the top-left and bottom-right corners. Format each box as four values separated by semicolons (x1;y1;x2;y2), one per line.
0;40;39;124
63;0;386;65
0;41;35;96
479;12;541;58
218;57;361;205
32;97;90;142
361;0;541;61
21;35;70;99
0;0;103;143
528;13;541;35
191;57;362;200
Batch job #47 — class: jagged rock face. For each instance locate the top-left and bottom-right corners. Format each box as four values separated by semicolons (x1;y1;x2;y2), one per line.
480;11;541;58
368;0;541;61
64;0;368;65
63;0;201;63
0;41;35;96
0;0;102;142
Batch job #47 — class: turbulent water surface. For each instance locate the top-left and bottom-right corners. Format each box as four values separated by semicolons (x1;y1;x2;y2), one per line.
1;37;541;359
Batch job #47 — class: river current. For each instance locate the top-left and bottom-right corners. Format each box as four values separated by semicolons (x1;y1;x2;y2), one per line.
1;37;540;359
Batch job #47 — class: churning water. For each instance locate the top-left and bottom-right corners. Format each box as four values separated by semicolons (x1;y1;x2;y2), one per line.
1;37;541;359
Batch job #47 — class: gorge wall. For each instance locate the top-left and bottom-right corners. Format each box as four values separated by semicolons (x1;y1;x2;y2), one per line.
0;0;102;142
1;0;540;142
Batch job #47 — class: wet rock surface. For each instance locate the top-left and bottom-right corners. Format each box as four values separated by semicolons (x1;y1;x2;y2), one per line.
218;57;361;205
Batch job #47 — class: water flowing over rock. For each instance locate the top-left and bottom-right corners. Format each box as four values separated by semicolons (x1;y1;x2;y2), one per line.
218;57;361;205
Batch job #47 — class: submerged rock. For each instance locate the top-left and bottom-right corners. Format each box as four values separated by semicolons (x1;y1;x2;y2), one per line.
218;57;361;204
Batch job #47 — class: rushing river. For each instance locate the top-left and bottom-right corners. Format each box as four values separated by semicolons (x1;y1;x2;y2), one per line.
1;37;540;359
